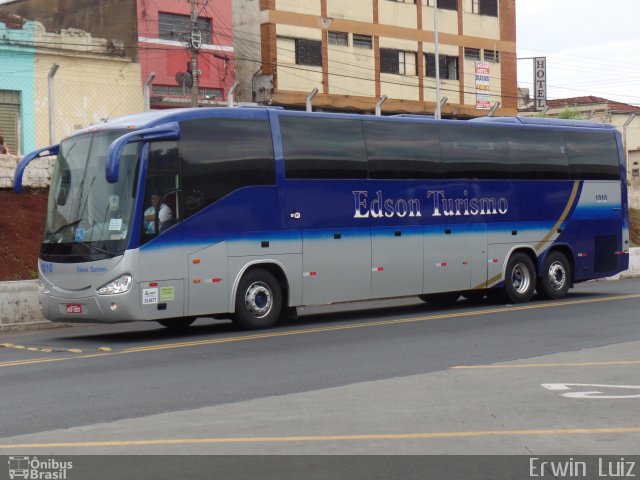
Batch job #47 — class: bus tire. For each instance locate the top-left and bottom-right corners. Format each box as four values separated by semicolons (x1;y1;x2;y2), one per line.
158;317;196;330
419;292;460;306
537;251;571;300
504;252;536;303
233;269;282;330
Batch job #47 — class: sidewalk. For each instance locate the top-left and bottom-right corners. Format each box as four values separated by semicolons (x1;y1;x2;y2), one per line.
1;248;639;330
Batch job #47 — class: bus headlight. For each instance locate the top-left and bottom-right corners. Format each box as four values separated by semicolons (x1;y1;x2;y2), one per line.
97;275;132;295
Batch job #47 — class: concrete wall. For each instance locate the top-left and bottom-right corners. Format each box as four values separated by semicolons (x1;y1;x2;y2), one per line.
0;153;52;189
1;0;137;59
2;249;639;330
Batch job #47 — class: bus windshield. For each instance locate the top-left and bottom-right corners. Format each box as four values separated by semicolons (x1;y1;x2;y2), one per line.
42;130;139;262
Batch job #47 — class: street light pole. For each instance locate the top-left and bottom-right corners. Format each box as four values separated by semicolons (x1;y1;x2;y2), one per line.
434;0;441;119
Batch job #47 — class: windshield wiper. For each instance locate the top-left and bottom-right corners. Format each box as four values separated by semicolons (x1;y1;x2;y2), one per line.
44;219;82;247
75;241;119;258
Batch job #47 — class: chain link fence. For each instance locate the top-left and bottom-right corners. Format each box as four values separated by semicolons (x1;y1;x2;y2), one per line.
1;63;144;189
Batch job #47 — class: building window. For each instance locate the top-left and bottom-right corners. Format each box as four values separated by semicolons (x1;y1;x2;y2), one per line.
158;12;211;44
478;0;498;16
381;48;416;76
484;50;500;63
427;0;457;10
353;34;373;49
328;31;349;46
295;38;322;66
464;47;481;60
425;53;459;80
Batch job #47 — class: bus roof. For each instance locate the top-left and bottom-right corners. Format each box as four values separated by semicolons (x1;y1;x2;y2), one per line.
470;115;616;130
66;107;617;140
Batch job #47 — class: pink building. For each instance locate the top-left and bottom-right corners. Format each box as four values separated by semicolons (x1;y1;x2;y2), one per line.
2;0;235;109
137;0;235;108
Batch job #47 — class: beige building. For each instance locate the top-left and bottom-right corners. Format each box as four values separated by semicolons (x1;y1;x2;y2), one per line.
233;0;517;117
33;24;143;147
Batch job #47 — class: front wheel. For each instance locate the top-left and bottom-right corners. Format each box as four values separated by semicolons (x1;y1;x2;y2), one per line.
537;251;571;300
504;253;536;303
233;269;282;330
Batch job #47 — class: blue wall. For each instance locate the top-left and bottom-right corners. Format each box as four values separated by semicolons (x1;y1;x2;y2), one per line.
0;20;36;154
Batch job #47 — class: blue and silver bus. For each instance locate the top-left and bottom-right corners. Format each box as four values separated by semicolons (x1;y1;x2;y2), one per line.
14;108;629;329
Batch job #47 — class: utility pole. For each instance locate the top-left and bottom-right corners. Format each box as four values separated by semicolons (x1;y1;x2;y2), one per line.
433;0;441;120
189;0;201;107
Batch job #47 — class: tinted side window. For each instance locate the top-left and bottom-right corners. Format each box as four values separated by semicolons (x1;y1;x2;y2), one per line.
565;131;620;180
440;124;509;178
364;121;442;179
179;118;275;216
281;116;368;179
507;128;569;179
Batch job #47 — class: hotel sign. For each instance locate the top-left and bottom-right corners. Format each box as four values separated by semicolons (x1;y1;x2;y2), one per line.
534;57;547;111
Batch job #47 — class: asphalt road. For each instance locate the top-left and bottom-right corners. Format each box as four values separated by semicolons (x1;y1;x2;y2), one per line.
1;278;639;456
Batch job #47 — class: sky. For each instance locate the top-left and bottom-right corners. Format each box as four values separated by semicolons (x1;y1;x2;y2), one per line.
516;0;640;106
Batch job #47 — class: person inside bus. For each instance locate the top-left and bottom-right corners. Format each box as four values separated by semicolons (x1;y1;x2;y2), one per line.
143;191;173;234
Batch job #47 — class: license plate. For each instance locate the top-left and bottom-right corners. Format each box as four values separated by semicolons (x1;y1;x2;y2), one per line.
65;304;83;314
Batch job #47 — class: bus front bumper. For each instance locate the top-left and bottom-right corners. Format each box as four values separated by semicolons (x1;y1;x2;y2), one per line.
39;284;143;324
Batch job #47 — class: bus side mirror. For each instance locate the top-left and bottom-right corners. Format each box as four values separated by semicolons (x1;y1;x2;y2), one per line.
106;123;181;184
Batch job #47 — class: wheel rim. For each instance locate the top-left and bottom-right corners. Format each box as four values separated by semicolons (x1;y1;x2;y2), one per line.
245;281;272;318
511;263;531;294
547;261;566;291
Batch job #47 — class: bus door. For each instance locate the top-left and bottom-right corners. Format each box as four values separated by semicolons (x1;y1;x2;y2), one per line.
138;142;186;320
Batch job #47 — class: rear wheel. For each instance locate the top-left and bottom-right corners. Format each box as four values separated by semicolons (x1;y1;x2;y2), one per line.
537;251;571;300
504;253;536;303
233;269;282;330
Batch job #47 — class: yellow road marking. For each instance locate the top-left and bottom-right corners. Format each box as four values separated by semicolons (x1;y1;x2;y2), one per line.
2;426;640;449
1;293;639;369
453;359;640;370
0;343;110;355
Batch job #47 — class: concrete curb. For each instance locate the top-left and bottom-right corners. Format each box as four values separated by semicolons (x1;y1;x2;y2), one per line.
1;248;639;331
0;280;49;331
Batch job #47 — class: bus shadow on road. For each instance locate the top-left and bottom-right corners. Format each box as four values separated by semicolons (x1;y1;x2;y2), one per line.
56;290;612;345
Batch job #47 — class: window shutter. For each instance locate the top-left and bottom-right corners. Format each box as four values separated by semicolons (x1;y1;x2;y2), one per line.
479;0;498;16
438;0;458;11
296;39;322;66
380;48;399;74
425;53;436;77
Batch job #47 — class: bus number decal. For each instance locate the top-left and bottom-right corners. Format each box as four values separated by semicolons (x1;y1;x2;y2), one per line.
595;194;608;203
40;262;53;274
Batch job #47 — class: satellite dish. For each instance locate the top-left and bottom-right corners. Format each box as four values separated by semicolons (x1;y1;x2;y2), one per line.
175;71;193;88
